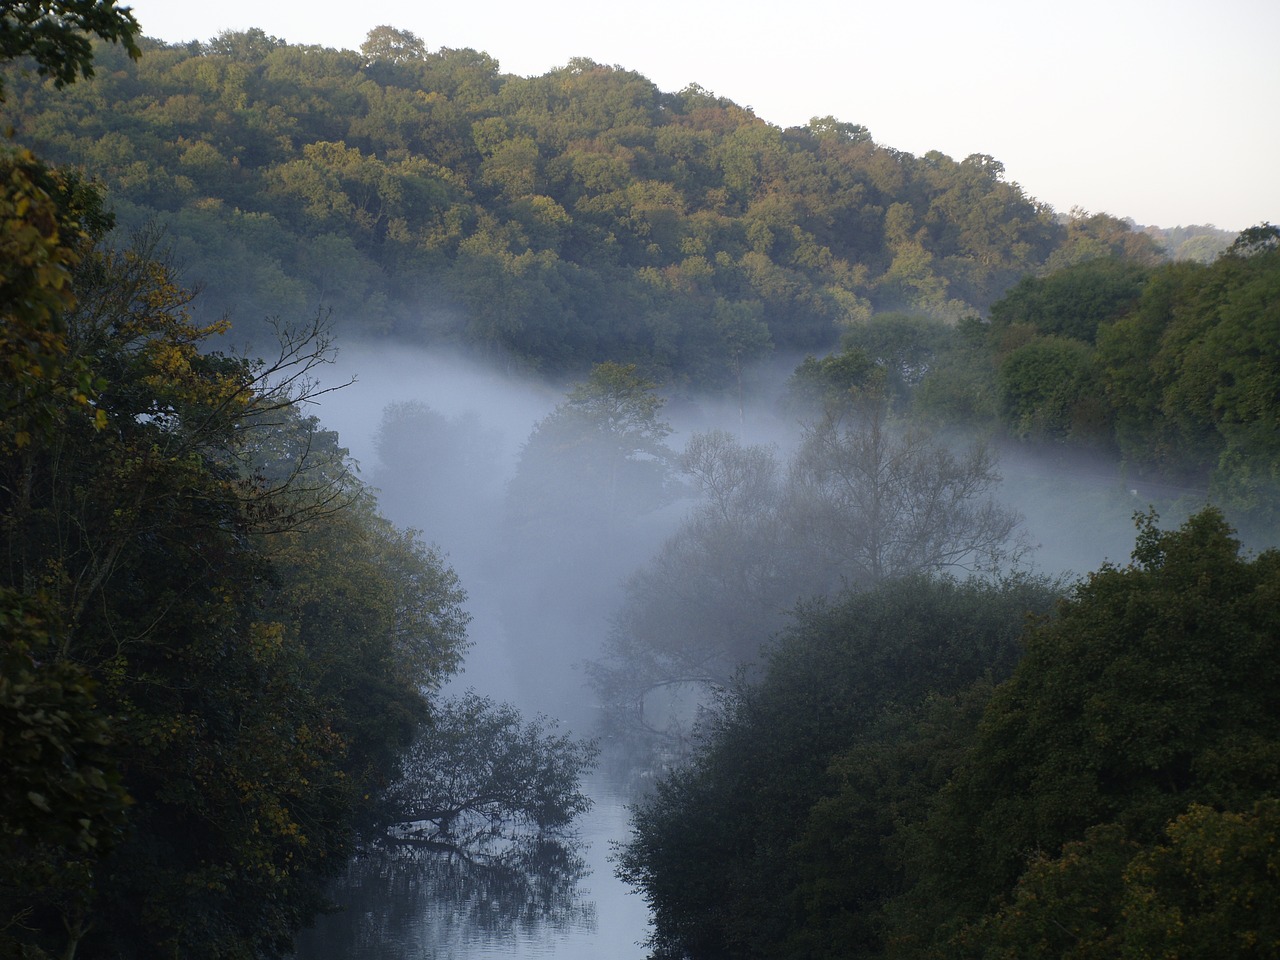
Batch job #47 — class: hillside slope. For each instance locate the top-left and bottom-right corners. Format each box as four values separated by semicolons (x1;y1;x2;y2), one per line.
3;27;1164;379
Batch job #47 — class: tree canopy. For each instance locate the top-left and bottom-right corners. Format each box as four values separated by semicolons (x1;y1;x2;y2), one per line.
0;27;1166;378
618;510;1280;960
0;205;474;955
895;509;1280;957
618;573;1060;959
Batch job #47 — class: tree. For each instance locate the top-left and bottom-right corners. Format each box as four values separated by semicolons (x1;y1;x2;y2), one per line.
589;430;797;736
788;383;1026;587
1224;221;1280;259
0;228;264;955
370;399;504;563
806;115;871;144
1044;208;1167;271
259;464;471;833
788;683;1003;959
507;361;674;529
360;25;427;66
989;256;1150;345
0;0;140;99
997;334;1111;444
0;224;472;958
959;801;1280;960
203;27;282;61
1188;232;1280;530
1090;226;1280;531
913;315;1001;428
711;297;772;426
499;362;678;717
1092;260;1208;478
784;343;876;415
381;691;598;857
836;312;956;407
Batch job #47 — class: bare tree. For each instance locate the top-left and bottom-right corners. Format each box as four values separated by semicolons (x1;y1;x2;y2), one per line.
788;388;1026;588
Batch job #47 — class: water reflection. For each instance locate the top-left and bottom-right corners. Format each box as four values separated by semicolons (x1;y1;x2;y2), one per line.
295;835;593;959
294;776;651;959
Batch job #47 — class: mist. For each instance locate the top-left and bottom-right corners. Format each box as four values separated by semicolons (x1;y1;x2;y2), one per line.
308;338;1172;736
293;332;1241;960
310;342;789;728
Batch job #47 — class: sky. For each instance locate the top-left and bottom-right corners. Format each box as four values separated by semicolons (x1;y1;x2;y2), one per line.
127;0;1278;233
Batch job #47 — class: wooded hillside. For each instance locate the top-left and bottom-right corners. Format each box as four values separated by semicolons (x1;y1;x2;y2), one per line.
2;26;1171;380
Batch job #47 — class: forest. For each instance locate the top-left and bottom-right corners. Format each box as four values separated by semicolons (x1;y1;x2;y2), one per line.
2;6;1278;960
0;22;1233;385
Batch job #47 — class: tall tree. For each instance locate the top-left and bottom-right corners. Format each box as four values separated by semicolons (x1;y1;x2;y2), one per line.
360;25;427;66
497;362;678;718
0;226;473;958
788;381;1025;587
507;361;675;529
590;430;797;736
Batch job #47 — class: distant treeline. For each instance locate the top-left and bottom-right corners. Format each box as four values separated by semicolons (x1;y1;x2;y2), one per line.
0;25;1227;382
802;224;1279;531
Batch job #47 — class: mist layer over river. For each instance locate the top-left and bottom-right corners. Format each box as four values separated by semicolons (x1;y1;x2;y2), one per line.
292;342;1149;959
292;345;673;959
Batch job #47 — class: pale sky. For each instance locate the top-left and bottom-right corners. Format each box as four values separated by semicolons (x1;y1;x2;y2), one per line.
127;0;1278;232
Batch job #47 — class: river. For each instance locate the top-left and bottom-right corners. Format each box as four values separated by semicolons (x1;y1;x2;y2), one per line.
295;349;688;959
294;770;651;960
